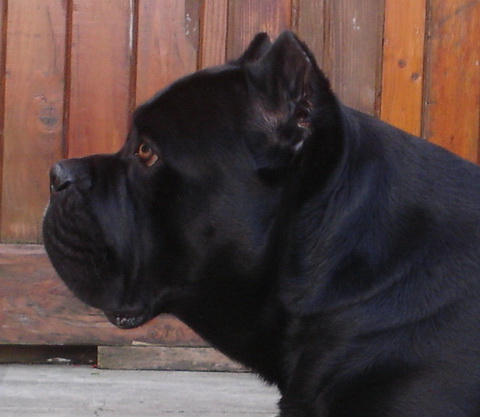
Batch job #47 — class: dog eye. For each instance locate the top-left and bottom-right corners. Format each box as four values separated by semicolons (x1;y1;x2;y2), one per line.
135;143;159;167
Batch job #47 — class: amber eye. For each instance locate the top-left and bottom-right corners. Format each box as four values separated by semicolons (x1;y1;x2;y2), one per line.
135;143;159;167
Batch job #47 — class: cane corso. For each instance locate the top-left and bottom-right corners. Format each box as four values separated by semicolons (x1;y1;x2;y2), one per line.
43;32;480;416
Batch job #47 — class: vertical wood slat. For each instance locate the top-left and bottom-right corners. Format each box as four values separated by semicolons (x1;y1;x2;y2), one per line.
381;0;426;136
0;0;7;230
227;0;292;60
1;0;66;242
67;0;133;158
199;0;228;68
424;0;480;163
323;0;385;115
136;0;200;105
293;0;326;68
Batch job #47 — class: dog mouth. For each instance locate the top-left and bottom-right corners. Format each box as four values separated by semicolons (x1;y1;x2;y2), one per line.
104;310;150;329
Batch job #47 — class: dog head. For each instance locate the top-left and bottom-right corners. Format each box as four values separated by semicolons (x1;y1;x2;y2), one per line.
43;32;341;329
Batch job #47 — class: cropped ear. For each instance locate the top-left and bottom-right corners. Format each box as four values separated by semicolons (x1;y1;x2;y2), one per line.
244;31;333;176
232;33;272;65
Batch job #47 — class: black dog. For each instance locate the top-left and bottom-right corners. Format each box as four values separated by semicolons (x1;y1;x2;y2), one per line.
43;31;480;416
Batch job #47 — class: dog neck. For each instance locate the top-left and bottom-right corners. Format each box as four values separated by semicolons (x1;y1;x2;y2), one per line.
164;269;287;386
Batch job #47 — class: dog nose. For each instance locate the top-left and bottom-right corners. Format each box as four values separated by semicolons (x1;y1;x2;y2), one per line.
50;159;92;193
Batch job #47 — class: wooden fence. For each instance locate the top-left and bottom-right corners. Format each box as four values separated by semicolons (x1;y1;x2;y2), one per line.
0;0;479;243
0;0;479;359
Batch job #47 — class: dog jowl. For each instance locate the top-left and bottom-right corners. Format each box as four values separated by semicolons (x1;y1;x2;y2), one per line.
43;31;480;416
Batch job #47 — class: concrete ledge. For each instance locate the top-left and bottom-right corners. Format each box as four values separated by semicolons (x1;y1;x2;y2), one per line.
0;364;279;416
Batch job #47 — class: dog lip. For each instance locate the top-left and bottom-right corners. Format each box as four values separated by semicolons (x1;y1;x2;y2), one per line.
104;310;149;329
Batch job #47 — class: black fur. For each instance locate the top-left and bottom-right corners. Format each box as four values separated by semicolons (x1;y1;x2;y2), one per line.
43;32;480;416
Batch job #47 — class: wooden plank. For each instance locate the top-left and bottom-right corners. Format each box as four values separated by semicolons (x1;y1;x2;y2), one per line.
227;0;292;60
423;0;480;162
98;346;246;372
293;0;326;68
381;0;426;136
199;0;228;68
136;0;200;105
0;0;7;232
323;0;386;114
0;345;97;365
1;0;66;242
0;244;205;346
67;0;133;158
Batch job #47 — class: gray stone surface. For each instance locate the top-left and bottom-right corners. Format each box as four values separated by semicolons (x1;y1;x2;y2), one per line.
0;365;279;416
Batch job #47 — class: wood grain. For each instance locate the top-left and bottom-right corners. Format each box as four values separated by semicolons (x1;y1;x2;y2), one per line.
67;0;133;157
0;244;205;346
227;0;292;60
381;0;427;136
1;0;66;242
293;0;326;68
199;0;228;68
323;0;385;114
0;0;7;230
423;0;480;162
136;0;200;105
98;346;245;371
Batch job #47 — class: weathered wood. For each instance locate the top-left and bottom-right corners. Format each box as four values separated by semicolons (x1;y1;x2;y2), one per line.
67;0;133;157
135;0;200;105
1;0;66;242
0;244;205;346
227;0;292;60
98;346;246;372
323;0;385;114
199;0;228;68
423;0;480;162
381;0;427;136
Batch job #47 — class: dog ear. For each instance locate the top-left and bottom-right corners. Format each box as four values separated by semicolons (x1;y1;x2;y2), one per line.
233;33;272;65
245;31;334;176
